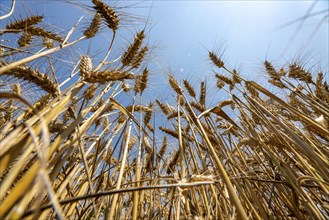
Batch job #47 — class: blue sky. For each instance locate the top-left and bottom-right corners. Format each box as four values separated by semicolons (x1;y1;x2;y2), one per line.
135;0;328;100
1;0;328;97
149;1;328;78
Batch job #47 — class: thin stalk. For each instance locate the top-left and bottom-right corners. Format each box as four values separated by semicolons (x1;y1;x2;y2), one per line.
107;97;136;219
0;0;15;20
132;94;142;220
183;93;248;219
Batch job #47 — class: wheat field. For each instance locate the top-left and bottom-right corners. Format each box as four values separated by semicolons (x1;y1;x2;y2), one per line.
0;0;328;219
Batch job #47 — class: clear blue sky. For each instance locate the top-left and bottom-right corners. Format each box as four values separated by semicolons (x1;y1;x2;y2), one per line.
1;0;328;94
147;1;328;84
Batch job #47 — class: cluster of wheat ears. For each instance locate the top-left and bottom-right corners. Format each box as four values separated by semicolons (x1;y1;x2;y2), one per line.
0;0;328;219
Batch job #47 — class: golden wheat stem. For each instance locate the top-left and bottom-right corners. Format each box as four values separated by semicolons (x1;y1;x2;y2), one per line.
75;124;98;218
132;94;143;220
0;136;34;201
182;93;248;219
175;191;181;220
23;181;216;217
40;171;66;220
0;0;15;20
246;94;329;176
63;16;84;44
94;35;115;72
177;95;185;178
0;84;84;219
108;97;136;219
60;60;80;88
250;81;329;137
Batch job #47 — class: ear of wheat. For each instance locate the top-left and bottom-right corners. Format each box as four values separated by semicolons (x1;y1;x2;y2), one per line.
121;31;145;67
17;32;32;47
92;0;119;32
169;75;183;95
84;13;102;38
84;70;134;83
0;61;59;97
79;55;93;78
27;27;63;42
6;15;43;30
183;79;196;98
209;51;224;68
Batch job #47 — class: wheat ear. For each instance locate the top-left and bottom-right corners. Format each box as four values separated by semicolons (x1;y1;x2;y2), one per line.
121;31;145;67
92;0;119;32
84;13;101;38
0;61;59;97
6;15;43;30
